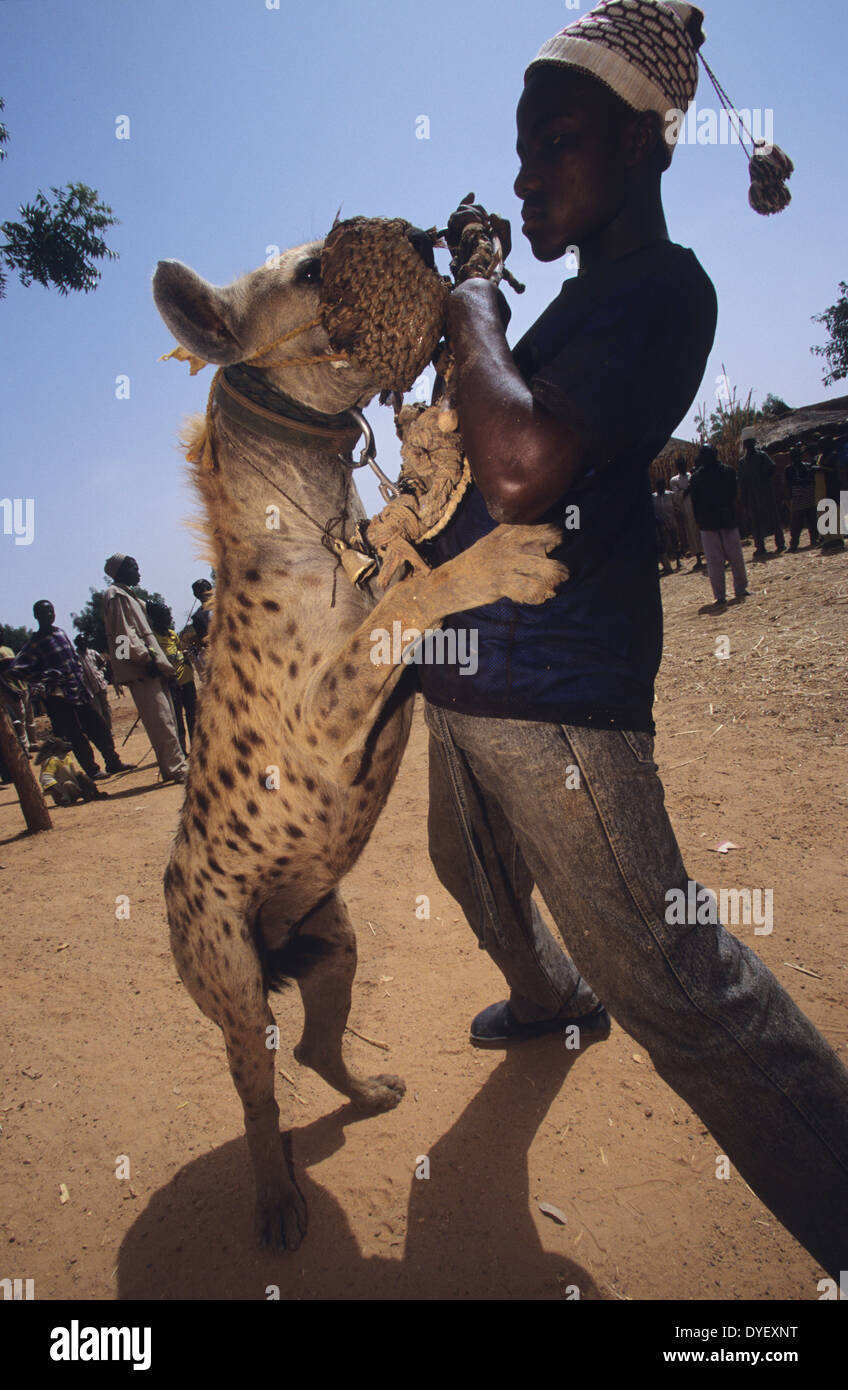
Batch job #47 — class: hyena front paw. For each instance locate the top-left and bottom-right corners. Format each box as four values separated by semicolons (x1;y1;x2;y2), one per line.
349;1073;406;1113
440;523;568;610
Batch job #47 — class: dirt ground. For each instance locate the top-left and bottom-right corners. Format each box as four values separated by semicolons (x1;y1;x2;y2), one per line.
1;540;846;1303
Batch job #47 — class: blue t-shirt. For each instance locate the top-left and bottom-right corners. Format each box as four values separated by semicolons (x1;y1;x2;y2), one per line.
418;241;717;731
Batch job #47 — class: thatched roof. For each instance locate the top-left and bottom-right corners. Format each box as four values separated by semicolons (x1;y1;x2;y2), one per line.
653;435;697;463
649;435;698;483
754;395;848;454
648;396;848;483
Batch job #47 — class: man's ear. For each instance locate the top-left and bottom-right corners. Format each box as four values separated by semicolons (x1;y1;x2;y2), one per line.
622;109;667;172
153;260;244;365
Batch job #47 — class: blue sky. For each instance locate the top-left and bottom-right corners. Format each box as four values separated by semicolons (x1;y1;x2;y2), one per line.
1;0;845;637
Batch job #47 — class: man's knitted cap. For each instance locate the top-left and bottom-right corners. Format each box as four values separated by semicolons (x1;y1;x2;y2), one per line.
526;0;705;156
104;553;127;579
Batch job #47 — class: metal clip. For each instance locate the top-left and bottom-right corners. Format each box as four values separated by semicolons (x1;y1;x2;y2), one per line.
340;408;399;502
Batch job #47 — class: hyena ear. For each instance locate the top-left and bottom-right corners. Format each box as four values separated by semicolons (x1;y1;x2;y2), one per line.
153;260;244;365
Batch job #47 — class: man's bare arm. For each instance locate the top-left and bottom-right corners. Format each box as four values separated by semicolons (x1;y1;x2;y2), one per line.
447;278;587;523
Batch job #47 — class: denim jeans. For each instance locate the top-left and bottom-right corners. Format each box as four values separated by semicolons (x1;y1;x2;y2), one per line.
425;701;848;1280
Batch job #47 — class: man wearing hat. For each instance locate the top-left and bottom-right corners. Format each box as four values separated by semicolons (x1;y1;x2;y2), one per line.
102;554;187;784
420;0;847;1281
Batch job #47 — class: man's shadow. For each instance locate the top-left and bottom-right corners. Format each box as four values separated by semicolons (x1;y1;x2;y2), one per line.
117;1037;603;1300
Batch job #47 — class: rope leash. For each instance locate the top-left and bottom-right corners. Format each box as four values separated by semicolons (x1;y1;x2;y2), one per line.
231;445;357;608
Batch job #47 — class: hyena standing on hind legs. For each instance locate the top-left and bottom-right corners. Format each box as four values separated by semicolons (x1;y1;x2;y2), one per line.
154;221;567;1250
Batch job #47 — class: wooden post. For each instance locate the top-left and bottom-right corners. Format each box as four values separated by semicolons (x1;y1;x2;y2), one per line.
0;707;52;833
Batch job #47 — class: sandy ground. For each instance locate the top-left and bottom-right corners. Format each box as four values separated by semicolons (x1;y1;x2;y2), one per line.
1;539;846;1303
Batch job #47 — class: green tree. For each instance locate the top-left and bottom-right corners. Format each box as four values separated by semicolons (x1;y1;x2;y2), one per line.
694;379;761;467
72;587;167;653
760;393;792;418
0;621;32;652
812;282;848;386
0;97;118;298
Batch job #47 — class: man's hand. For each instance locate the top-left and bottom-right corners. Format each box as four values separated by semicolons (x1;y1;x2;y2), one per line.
442;193;515;288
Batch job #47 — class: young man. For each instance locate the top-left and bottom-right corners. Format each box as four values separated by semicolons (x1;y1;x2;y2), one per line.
102;555;187;785
73;634;113;730
189;577;214;680
10;601;128;777
669;453;702;566
785;444;820;551
146;600;197;754
738;430;785;557
419;0;848;1280
688;443;748;608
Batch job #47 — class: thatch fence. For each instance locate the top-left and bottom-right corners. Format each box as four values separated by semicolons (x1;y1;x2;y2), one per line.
649;396;848;518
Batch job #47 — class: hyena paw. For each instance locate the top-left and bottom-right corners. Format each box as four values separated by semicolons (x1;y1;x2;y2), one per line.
442;523;568;610
350;1073;406;1113
492;524;569;606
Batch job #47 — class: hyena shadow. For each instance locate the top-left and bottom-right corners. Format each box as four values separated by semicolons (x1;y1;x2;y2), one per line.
117;1041;601;1300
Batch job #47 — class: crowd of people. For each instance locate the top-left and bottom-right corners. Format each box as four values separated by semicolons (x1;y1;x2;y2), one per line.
653;431;848;611
0;560;214;794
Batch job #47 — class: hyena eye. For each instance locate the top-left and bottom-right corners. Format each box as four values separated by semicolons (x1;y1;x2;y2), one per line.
297;257;321;285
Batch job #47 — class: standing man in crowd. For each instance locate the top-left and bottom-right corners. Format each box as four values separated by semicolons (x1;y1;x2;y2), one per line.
189;578;214;680
102;555;187;785
9;601;128;778
669;452;702;566
147;599;198;754
784;444;820;551
0;646;31;778
688;444;748;608
73;634;113;730
738;428;785;558
418;0;847;1282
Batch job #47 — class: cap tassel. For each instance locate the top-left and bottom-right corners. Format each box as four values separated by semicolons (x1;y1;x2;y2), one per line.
700;54;794;216
748;141;794;216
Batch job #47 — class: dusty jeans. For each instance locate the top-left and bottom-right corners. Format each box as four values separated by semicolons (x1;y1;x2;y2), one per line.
425;701;848;1280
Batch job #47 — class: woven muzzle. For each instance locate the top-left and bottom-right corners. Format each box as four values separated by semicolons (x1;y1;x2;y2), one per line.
320;217;450;395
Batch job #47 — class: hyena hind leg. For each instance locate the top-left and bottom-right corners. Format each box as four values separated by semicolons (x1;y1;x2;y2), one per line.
171;904;307;1252
262;888;406;1113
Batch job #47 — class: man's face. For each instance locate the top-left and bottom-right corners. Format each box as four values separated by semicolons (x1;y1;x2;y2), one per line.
34;601;55;626
122;557;140;585
515;68;633;262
